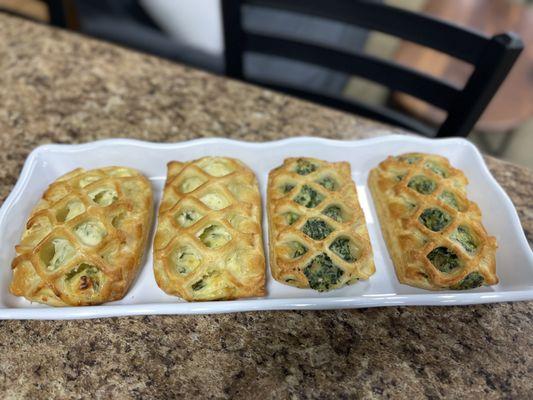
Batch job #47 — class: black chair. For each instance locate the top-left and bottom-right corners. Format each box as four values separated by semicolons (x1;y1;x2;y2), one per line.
222;0;524;138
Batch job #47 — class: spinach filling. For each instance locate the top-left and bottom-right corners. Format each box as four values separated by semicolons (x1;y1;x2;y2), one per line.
427;247;460;273
438;191;460;210
301;218;333;240
407;175;436;195
281;183;295;193
329;237;356;262
424;161;448;177
295;159;318;175
451;272;484;290
288;242;307;258
317;176;337;191
293;185;324;208
284;211;300;225
304;253;344;292
322;205;342;222
451;225;478;254
419;208;452;232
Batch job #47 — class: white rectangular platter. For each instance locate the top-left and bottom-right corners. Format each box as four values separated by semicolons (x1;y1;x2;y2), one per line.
1;135;532;319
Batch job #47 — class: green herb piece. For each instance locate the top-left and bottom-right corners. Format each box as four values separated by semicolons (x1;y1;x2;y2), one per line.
304;253;344;292
284;211;300;225
301;218;333;240
427;247;460;273
424;161;448;177
438;191;460;210
317;176;337;191
192;279;205;291
419;208;452;232
329;237;356;262
407;175;436;195
451;272;484;290
293;185;324;208
451;226;478;254
322;205;342;222
295;158;318;175
288;242;307;258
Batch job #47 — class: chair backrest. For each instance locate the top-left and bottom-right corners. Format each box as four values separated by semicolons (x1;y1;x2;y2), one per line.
222;0;523;137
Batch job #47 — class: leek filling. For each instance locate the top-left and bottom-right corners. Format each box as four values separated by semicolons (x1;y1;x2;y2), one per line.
288;242;307;259
424;161;448;177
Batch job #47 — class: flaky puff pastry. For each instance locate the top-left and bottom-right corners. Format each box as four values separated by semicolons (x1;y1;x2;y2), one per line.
153;157;265;301
10;167;153;306
267;158;375;291
368;153;498;290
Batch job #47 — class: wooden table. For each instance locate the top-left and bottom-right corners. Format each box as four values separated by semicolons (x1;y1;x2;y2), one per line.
0;13;532;399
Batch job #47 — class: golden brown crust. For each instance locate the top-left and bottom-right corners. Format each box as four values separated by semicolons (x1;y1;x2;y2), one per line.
368;152;498;290
153;157;265;301
267;157;375;291
10;166;153;306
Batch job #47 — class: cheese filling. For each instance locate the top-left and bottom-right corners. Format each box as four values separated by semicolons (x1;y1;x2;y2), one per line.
75;221;107;246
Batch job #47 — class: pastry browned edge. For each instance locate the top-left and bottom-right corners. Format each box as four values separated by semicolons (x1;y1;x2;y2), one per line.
368;152;498;290
153;156;265;301
267;157;375;291
10;166;153;306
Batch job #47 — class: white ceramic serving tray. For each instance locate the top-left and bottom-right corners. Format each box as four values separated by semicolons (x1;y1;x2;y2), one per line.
0;135;532;319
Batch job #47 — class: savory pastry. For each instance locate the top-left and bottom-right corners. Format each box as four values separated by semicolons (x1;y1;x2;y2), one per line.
368;152;498;290
153;157;265;301
267;157;375;291
10;166;153;306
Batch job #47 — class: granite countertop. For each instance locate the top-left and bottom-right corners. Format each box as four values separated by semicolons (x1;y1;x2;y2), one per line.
0;13;532;399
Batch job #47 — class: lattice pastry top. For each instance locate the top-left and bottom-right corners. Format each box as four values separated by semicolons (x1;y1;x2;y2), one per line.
267;157;375;291
10;166;153;306
153;157;265;301
368;152;498;290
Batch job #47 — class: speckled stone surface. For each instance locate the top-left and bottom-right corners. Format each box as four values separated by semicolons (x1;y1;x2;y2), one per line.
0;14;532;400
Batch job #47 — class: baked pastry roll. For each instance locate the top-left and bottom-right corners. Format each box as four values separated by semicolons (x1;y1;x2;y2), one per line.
368;152;498;290
267;157;375;291
10;166;153;306
153;157;265;301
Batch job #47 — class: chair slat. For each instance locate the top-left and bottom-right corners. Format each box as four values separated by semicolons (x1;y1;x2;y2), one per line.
245;33;460;111
247;0;488;63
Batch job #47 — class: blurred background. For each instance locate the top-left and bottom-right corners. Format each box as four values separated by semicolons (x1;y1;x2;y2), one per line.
1;0;531;168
